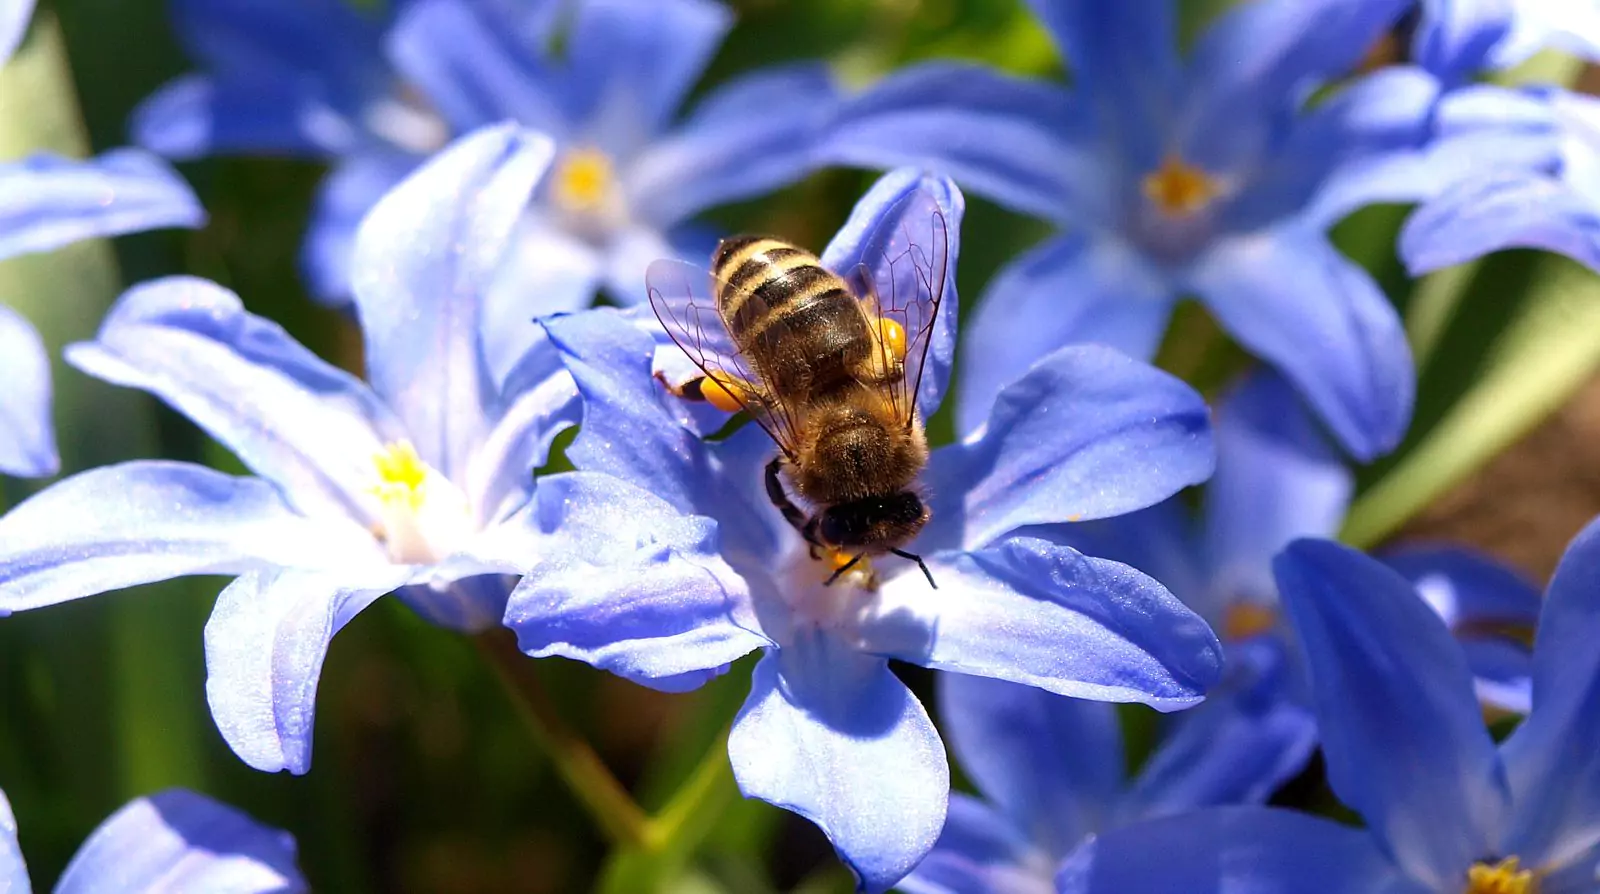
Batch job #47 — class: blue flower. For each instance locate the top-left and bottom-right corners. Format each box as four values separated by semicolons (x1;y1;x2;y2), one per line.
1054;524;1600;893
1402;0;1600;274
0;124;579;774
813;0;1475;460
0;0;203;477
1;785;306;893
136;0;836;320
505;169;1223;892
1052;370;1541;717
904;372;1542;894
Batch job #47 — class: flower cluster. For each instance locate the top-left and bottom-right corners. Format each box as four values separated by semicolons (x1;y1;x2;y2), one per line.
3;0;1600;891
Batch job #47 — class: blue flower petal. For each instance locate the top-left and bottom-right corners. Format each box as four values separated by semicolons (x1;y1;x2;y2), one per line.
541;308;711;515
729;635;947;894
0;0;32;67
896;794;1051;894
56;789;306;893
1025;0;1176;171
386;0;567;136
815;62;1106;226
1183;0;1410;171
1023;503;1211;626
468;345;580;526
1459;639;1533;716
481;213;605;382
954;232;1174;437
1203;371;1351;606
168;0;387;108
1384;545;1541;634
938;674;1123;855
1274;539;1509;888
504;472;767;692
629;63;837;226
1187;228;1413;461
0;303;55;478
1501;516;1600;869
300;152;418;304
1413;0;1515;83
206;565;412;774
0;150;202;261
64;277;400;522
1055;806;1418;894
864;537;1222;711
819;168;964;419
0;788;26;892
561;0;731;141
133;72;360;160
600;223;677;307
1239;66;1442;231
1401;172;1600;275
350;123;554;480
1122;639;1319;818
0;461;378;614
925;344;1212;553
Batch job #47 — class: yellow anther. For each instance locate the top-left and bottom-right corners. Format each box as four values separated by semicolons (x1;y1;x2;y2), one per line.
1466;857;1537;894
876;317;907;362
551;147;616;214
1222;602;1278;641
370;440;429;512
1141;154;1221;217
700;372;750;414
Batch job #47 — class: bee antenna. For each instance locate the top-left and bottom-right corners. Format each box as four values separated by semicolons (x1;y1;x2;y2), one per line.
824;553;866;587
891;549;937;589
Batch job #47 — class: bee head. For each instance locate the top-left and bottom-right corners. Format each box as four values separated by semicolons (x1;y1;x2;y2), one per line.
818;491;928;553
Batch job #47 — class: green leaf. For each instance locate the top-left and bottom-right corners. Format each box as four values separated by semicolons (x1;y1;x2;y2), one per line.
1344;251;1600;547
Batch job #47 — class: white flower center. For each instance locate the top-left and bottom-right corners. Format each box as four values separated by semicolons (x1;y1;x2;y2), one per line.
549;146;631;242
366;440;474;565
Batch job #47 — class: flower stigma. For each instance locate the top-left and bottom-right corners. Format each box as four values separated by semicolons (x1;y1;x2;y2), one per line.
1465;857;1537;894
1141;154;1222;217
367;440;473;565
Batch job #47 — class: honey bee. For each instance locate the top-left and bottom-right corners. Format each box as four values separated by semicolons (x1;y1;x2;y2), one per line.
648;193;948;589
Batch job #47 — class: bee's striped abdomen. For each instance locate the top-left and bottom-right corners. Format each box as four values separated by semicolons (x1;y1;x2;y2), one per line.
713;236;873;400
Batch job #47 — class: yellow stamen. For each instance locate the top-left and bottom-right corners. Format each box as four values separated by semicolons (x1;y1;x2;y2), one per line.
552;147;616;214
1466;857;1537;894
370;440;429;512
1141;154;1221;217
1223;602;1278;641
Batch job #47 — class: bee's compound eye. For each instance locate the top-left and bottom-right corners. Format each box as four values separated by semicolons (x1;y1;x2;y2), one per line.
877;317;907;361
702;373;748;413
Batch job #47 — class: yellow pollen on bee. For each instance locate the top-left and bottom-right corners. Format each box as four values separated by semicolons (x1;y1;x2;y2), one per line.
700;372;751;413
1141;154;1222;217
1222;602;1278;641
1465;857;1537;894
369;440;430;512
876;317;907;361
552;147;616;214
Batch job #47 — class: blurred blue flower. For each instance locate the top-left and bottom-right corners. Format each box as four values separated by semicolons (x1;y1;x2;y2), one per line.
0;124;579;774
1054;525;1600;893
135;0;836;318
815;0;1470;460
910;372;1542;893
1402;0;1600;274
1052;370;1541;717
506;169;1223;892
1;785;306;893
0;0;203;478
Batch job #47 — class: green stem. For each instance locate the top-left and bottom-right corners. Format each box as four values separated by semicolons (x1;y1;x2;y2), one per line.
474;631;651;849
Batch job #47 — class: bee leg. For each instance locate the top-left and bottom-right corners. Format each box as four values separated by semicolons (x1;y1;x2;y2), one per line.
655;370;753;414
764;457;818;545
890;548;938;589
824;553;866;587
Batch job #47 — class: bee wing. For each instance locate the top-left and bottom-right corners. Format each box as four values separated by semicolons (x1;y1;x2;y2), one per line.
845;193;951;427
646;258;804;459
